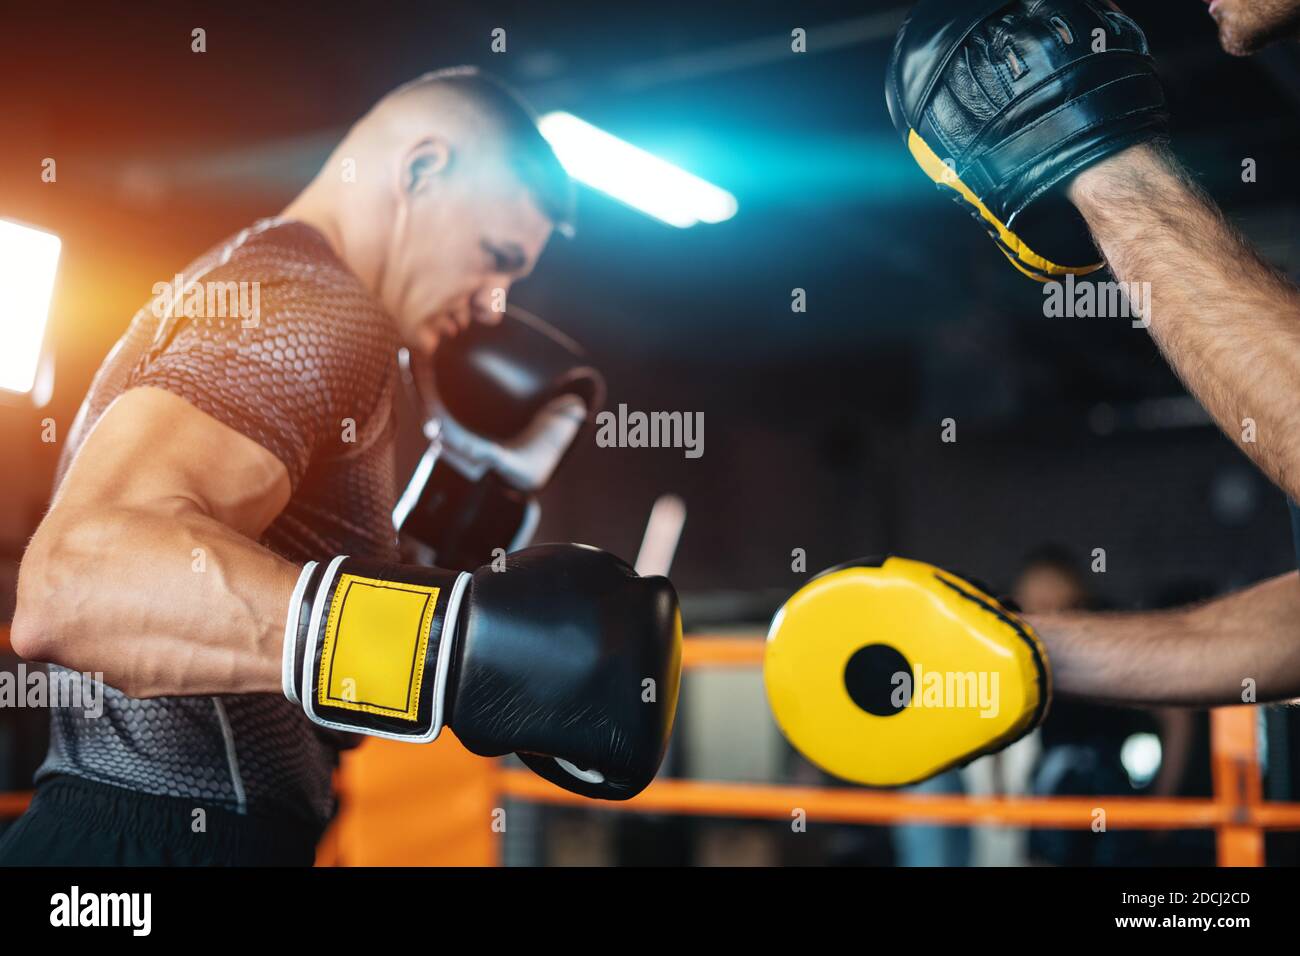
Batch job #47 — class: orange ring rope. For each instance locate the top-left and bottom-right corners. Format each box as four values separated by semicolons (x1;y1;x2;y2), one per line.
0;792;31;819
0;631;1290;866
498;770;1300;830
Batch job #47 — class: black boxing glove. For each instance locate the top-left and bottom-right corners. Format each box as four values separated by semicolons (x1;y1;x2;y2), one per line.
885;0;1169;281
283;543;681;800
394;306;605;570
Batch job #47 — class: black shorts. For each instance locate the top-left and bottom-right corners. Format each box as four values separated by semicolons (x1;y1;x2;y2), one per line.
0;775;324;866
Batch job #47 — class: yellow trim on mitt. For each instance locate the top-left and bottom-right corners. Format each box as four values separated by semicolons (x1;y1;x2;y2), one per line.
907;129;1103;282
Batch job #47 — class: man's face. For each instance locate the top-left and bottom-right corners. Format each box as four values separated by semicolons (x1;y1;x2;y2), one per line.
387;156;553;356
1012;565;1086;615
1205;0;1300;56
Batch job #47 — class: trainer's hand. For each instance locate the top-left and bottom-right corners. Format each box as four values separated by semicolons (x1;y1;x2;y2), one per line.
886;0;1169;281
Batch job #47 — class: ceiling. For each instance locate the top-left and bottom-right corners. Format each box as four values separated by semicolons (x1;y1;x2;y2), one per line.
1;0;1297;416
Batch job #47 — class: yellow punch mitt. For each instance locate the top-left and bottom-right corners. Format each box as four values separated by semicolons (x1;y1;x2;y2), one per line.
764;556;1051;787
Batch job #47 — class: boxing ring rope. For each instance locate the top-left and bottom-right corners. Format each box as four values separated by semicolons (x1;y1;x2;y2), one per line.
1;628;1296;865
0;792;30;820
500;770;1255;829
495;634;1300;867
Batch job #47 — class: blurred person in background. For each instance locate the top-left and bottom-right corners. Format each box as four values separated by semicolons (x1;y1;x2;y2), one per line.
892;766;971;867
1014;547;1141;864
1016;548;1209;865
1143;580;1217;866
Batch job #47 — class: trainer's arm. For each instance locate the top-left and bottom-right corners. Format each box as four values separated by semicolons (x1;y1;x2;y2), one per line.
1069;143;1300;502
1032;570;1300;706
11;386;298;697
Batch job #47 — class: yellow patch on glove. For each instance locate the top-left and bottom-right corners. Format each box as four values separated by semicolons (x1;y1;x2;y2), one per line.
319;573;440;721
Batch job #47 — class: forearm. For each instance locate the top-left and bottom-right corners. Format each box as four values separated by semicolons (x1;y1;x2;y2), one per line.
13;502;297;697
1032;571;1300;706
1069;144;1300;501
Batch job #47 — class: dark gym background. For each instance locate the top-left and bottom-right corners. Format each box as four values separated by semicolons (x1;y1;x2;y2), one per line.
2;0;1298;864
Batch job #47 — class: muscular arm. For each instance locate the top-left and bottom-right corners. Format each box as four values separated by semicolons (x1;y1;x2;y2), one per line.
1032;570;1300;706
1069;143;1300;501
11;386;298;697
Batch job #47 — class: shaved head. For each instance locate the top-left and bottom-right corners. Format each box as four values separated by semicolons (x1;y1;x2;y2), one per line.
284;67;569;356
363;69;574;233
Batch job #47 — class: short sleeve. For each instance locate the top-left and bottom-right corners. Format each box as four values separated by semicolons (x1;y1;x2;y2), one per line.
127;230;398;491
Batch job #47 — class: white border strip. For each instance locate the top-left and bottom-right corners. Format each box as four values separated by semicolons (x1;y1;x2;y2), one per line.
281;560;319;704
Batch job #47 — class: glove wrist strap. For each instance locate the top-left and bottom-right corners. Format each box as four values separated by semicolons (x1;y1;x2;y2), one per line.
282;560;322;705
286;556;471;742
